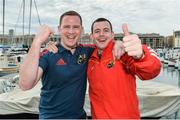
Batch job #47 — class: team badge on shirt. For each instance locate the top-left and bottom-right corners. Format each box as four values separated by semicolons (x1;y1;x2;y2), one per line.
77;54;87;64
56;58;66;65
107;60;115;68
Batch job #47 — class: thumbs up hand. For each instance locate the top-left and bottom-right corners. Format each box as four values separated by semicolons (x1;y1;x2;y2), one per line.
122;23;144;59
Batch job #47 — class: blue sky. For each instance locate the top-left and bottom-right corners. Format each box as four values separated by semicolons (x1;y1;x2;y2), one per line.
0;0;180;36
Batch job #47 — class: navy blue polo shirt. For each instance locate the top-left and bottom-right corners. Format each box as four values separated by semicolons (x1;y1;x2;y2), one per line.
39;44;94;119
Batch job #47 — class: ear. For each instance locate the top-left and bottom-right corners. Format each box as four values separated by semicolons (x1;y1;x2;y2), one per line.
81;26;84;31
112;32;114;39
90;33;93;40
90;33;94;42
80;26;84;36
58;25;61;33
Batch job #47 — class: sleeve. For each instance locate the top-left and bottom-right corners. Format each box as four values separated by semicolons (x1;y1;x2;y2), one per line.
39;49;49;72
120;45;161;80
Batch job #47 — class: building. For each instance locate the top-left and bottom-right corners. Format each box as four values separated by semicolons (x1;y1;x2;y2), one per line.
164;31;180;48
165;35;173;48
173;31;180;48
0;33;61;48
138;33;164;48
0;31;176;49
114;33;164;48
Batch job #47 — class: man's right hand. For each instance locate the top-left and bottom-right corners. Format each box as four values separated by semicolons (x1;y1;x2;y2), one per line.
34;25;54;46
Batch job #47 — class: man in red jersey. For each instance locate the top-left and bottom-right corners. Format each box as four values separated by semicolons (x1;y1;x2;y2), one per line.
87;18;161;119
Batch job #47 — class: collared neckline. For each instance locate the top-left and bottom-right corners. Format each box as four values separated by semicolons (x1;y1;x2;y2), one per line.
91;39;114;60
57;43;81;55
57;44;67;53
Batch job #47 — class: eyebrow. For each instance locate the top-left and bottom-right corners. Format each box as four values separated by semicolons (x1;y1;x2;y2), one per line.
104;28;110;30
62;24;81;28
94;27;110;31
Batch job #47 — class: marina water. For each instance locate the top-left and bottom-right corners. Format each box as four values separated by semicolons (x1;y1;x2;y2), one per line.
153;63;180;88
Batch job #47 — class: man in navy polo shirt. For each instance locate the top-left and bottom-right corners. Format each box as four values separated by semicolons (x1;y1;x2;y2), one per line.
19;11;94;119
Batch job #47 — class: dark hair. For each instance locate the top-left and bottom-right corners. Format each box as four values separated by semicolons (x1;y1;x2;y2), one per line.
59;10;82;26
91;18;113;33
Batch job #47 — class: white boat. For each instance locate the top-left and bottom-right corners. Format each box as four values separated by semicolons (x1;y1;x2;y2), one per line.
175;59;179;69
0;74;40;116
177;59;180;70
1;74;180;119
0;52;26;77
167;59;176;67
155;49;165;63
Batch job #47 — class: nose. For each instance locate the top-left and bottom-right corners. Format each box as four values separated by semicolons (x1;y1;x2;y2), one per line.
99;31;104;36
69;27;75;34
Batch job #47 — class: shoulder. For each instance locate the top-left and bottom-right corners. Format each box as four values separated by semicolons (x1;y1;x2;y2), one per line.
40;49;49;57
140;44;160;62
40;49;57;58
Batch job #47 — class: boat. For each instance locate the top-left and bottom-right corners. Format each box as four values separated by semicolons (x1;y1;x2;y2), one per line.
0;53;26;77
1;74;180;119
167;59;176;67
0;73;40;118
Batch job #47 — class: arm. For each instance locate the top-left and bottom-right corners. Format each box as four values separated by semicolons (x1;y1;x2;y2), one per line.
121;45;161;80
19;43;42;90
120;23;161;80
19;25;53;90
134;45;161;80
134;47;161;80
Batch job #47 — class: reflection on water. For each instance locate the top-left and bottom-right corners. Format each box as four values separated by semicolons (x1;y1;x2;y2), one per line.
153;64;180;88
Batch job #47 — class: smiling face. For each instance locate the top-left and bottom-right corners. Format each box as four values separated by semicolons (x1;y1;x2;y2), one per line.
58;15;83;50
91;21;114;50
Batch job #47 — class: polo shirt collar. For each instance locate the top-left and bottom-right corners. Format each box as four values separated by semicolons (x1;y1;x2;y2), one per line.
57;44;67;53
57;43;80;54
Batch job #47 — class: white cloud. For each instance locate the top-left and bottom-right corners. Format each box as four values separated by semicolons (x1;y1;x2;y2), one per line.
0;0;179;36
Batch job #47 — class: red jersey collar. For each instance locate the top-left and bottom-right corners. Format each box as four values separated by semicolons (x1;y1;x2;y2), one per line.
91;39;114;60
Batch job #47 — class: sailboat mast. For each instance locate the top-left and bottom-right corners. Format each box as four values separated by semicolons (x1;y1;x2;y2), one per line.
22;0;25;36
28;0;32;47
28;0;32;35
2;0;5;36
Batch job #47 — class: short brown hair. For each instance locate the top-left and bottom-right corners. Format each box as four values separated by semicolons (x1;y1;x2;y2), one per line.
59;10;82;26
91;18;113;33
